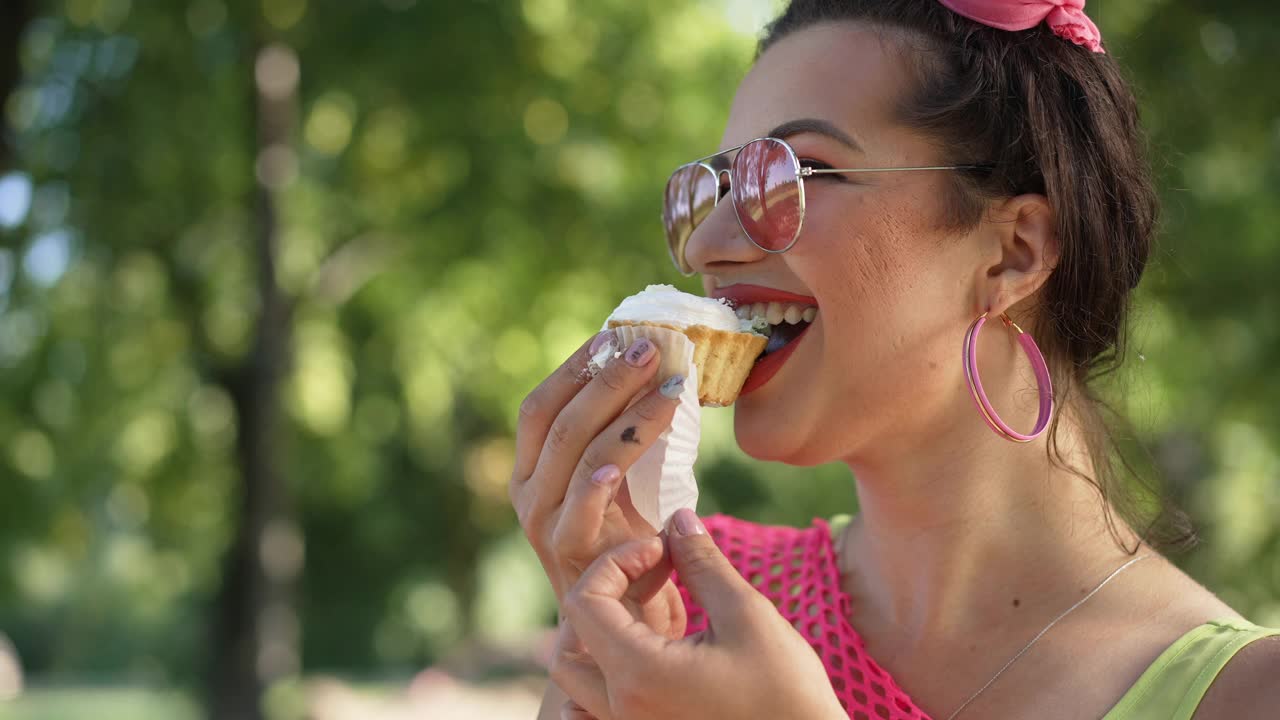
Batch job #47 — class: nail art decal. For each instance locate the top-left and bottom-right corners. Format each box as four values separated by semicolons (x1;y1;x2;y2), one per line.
625;338;654;366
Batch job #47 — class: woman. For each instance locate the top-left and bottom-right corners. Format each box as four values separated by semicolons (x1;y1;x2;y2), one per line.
509;1;1280;718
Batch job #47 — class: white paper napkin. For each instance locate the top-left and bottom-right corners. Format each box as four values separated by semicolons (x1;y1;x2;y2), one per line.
588;326;701;532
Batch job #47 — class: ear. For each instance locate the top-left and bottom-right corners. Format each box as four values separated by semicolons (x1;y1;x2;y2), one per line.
974;193;1060;317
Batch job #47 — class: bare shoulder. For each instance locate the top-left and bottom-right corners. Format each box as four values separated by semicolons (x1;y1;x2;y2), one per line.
1191;632;1280;719
1115;558;1280;719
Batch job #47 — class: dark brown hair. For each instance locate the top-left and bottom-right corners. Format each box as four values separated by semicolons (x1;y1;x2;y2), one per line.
759;0;1196;553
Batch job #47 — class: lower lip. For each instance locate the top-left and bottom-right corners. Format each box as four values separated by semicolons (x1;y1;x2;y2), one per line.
738;323;813;397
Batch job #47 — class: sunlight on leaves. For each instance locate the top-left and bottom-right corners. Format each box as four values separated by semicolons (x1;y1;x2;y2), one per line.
523;97;569;146
288;320;354;436
10;429;55;479
473;529;556;645
114;411;177;478
304;91;356;156
1204;422;1279;566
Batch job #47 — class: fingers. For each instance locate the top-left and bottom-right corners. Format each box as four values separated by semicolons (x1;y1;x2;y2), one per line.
526;335;666;517
561;537;668;676
621;530;675;606
550;619;611;720
665;509;764;630
560;699;599;720
552;384;683;565
512;331;610;491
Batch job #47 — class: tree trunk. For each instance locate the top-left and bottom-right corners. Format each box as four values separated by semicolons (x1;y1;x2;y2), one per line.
0;0;30;172
206;39;301;720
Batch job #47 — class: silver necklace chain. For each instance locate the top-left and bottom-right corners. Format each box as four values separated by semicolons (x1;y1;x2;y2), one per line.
943;553;1153;720
829;520;1152;717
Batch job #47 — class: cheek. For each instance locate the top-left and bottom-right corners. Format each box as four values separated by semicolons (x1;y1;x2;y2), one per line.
743;191;967;461
801;192;957;394
799;191;924;322
861;193;938;297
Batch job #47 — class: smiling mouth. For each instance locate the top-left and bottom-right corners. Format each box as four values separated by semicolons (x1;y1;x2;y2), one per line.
733;301;818;357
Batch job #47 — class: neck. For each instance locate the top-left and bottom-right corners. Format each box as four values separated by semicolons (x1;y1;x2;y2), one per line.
838;396;1146;657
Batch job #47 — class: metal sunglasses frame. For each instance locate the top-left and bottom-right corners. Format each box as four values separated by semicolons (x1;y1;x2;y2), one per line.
664;135;988;276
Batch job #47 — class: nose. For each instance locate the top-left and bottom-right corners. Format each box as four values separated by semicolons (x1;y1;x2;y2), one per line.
682;169;770;274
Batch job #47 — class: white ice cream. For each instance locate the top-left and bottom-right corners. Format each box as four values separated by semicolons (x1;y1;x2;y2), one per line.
601;284;767;335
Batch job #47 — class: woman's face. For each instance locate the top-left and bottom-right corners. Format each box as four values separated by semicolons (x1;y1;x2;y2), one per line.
685;22;986;466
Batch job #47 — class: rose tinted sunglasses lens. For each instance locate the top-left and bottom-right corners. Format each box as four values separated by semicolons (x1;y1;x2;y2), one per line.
663;163;718;274
732;138;801;251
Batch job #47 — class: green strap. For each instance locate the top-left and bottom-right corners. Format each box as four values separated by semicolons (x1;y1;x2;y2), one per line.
1101;617;1279;719
827;512;853;540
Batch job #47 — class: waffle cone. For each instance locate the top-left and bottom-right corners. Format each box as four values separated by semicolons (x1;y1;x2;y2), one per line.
607;320;767;406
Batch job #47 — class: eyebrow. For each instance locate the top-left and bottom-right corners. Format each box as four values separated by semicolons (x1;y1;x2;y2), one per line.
766;117;864;154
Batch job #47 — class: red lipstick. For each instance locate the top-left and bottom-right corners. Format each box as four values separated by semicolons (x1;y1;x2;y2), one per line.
711;284;818;309
738;322;812;397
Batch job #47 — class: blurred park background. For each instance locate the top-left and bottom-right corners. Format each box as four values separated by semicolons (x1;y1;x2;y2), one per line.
0;0;1277;718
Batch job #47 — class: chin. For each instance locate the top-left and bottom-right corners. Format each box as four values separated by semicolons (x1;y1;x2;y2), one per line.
732;398;845;467
732;407;782;459
732;409;807;464
734;431;830;467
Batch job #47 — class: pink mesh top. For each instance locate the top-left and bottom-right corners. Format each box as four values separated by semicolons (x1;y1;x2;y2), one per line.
669;512;931;720
666;512;1280;720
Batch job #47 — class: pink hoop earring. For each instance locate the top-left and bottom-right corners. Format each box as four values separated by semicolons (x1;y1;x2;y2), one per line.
963;311;1054;442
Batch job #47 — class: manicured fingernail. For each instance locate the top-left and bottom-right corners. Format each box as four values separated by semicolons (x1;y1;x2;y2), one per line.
589;331;614;355
624;338;655;367
591;465;621;486
659;374;685;400
671;508;705;536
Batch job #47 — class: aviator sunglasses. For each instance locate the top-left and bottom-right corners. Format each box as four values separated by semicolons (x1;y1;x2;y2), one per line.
662;136;986;276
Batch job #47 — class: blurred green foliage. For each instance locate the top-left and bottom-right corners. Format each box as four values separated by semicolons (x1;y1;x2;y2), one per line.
0;0;1276;705
0;687;198;720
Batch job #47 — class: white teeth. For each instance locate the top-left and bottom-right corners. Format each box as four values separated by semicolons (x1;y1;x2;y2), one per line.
766;302;784;324
735;300;819;325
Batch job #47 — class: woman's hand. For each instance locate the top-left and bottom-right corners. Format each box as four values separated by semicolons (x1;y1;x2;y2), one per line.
550;509;847;720
509;330;688;641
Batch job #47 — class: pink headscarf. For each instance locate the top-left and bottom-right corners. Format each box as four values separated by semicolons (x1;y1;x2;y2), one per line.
937;0;1105;54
